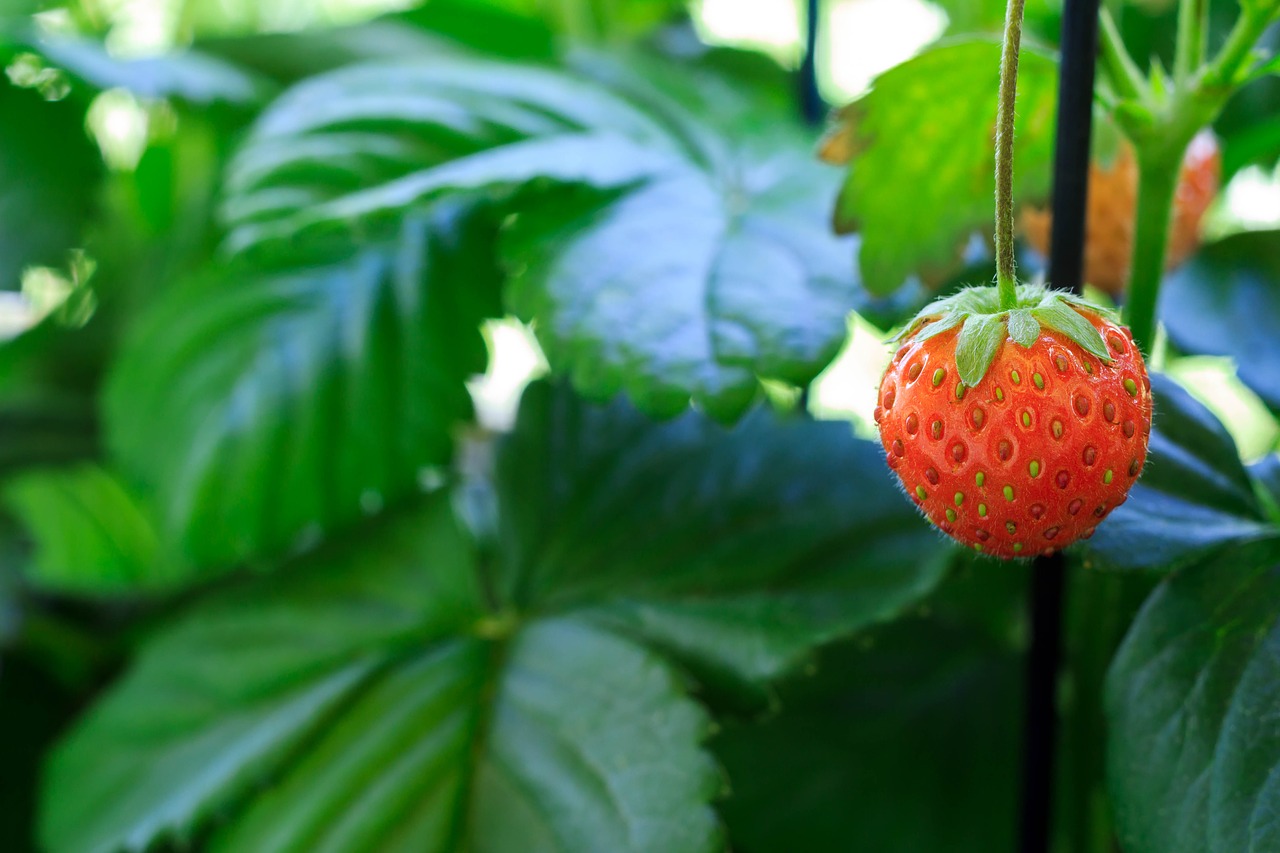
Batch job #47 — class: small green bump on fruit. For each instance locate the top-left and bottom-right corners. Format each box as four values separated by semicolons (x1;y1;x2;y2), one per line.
1029;460;1040;477
955;492;964;506
1011;369;1021;385
1003;485;1014;501
932;368;946;387
1021;411;1031;427
1084;361;1094;374
916;486;927;500
1033;373;1044;389
978;503;988;517
1013;543;1023;553
995;387;1005;402
946;509;957;522
976;471;985;487
974;543;984;552
1124;378;1138;397
1104;469;1114;484
955;382;966;400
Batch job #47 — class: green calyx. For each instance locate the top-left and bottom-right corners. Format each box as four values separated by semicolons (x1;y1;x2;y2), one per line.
892;283;1117;387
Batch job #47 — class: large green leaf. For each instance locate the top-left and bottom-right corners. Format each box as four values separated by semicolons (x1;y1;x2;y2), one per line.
1160;230;1280;415
39;498;487;853
43;383;947;850
1084;373;1280;571
495;381;950;700
716;562;1026;852
0;80;102;289
222;55;860;420
1106;537;1280;853
4;464;188;596
104;202;500;567
829;39;1058;295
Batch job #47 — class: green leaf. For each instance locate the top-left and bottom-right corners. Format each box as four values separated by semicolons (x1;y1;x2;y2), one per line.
1106;537;1280;853
4;464;191;596
40;497;486;853
220;617;721;853
223;55;860;420
1085;374;1280;571
0;80;103;289
1161;230;1280;414
494;381;949;699
40;497;721;853
716;563;1027;852
197;0;557;85
954;313;1007;386
220;60;676;251
1030;298;1111;361
104;202;500;567
13;30;268;106
831;40;1058;294
1006;308;1040;347
44;384;946;849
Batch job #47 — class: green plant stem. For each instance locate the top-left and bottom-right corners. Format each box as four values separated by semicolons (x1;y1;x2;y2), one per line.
1125;156;1179;353
995;0;1027;310
1098;10;1146;101
1174;0;1208;83
1205;6;1278;88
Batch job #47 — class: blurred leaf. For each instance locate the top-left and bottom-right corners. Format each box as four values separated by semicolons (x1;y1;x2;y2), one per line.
40;498;489;853
105;202;500;568
1160;230;1280;415
11;31;269;106
43;382;950;850
225;55;859;420
0;654;79;851
495;381;950;703
829;39;1058;295
0;80;102;290
4;464;190;596
220;60;675;250
1106;537;1280;853
1251;453;1280;521
219;617;721;853
198;0;557;84
716;564;1025;852
1085;373;1280;571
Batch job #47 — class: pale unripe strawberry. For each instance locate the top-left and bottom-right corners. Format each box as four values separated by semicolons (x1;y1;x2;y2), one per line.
1019;130;1220;296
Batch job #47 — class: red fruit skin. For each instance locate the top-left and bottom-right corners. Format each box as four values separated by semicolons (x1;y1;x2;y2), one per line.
875;313;1151;559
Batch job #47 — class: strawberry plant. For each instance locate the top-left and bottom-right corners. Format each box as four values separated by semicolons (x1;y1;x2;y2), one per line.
0;0;1279;852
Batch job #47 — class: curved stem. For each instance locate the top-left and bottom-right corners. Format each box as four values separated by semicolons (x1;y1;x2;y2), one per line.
1098;9;1146;101
995;0;1027;310
1124;153;1179;354
1174;0;1207;83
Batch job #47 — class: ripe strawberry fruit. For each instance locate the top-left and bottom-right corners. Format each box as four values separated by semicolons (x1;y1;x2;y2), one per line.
1019;129;1220;296
875;285;1151;559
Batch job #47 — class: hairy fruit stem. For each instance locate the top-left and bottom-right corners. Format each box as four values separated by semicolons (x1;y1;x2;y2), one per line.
995;0;1027;310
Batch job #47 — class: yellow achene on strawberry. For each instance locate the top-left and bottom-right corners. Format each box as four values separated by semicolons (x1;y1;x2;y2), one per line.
876;285;1151;559
1019;130;1220;296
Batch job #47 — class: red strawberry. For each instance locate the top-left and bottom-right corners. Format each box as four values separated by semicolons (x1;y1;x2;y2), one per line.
1019;129;1221;296
875;285;1151;559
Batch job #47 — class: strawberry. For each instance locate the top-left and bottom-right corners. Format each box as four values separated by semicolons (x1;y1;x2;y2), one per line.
874;284;1151;559
1019;129;1220;296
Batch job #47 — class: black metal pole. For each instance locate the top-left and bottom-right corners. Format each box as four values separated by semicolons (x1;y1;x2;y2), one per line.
799;0;823;125
1020;0;1100;851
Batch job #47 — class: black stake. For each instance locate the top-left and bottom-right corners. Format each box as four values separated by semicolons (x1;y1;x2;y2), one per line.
799;0;824;126
1020;0;1100;851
